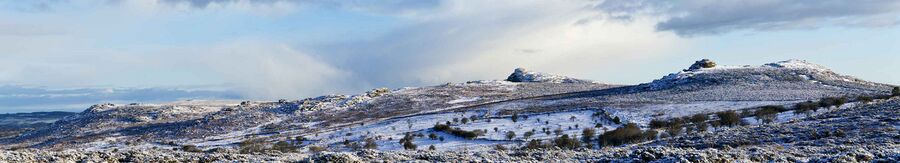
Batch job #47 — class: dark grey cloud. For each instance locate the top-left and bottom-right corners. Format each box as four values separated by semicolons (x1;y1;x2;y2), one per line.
590;0;900;36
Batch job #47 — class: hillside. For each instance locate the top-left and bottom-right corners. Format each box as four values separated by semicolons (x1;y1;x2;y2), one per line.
0;59;896;162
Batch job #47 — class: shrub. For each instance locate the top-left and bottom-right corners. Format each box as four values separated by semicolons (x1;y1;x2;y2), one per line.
715;111;742;127
649;119;669;129
665;126;682;137
524;131;534;139
598;123;656;147
433;124;451;131
505;131;516;140
794;101;818;115
403;141;416;150
696;122;708;132
894;87;900;96
581;128;596;142
523;140;545;150
818;97;849;108
428;133;438;140
612;117;622;124
363;138;377;149
494;144;508;151
690;114;708;123
181;145;203;153
434;126;481;139
857;96;874;103
308;145;326;153
400;134;417;150
511;113;519;122
553;134;581;149
461;118;469;124
273;141;299;153
238;138;267;154
428;145;436;150
554;128;563;136
755;105;784;124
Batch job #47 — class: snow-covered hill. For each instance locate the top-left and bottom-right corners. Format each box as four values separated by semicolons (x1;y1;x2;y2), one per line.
0;59;896;162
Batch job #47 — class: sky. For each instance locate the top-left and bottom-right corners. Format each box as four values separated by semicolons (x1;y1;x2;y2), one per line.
1;0;899;112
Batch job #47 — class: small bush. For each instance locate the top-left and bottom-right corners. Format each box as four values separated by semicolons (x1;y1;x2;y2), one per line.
505;131;516;140
665;126;682;137
690;114;708;123
794;101;818;115
511;113;519;122
581;128;596;142
755;105;784;124
649;119;669;129
428;133;438;140
400;134;417;150
428;145;436;150
363;138;377;149
715;111;743;127
818;97;849;108
238;138;267;154
274;141;299;153
598;123;656;147
494;144;508;151
553;134;581;149
433;124;451;131
308;146;326;153
181;145;203;153
524;131;534;140
434;125;482;139
857;96;874;103
523;139;545;150
696;122;708;132
893;87;900;96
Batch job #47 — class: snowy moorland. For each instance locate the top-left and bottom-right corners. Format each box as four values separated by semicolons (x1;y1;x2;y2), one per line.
0;59;897;162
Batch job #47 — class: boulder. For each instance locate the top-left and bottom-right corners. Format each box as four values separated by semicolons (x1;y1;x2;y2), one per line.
686;59;716;71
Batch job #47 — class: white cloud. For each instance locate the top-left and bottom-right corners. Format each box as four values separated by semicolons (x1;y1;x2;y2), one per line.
309;0;685;87
152;40;351;99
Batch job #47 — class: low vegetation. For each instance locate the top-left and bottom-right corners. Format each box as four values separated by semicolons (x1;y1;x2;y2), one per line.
598;123;657;147
894;87;900;96
754;105;786;124
818;97;848;108
553;134;581;149
400;133;417;150
715;110;743;127
433;124;482;139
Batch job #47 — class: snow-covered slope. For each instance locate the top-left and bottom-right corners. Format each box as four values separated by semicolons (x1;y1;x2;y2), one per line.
506;68;595;83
